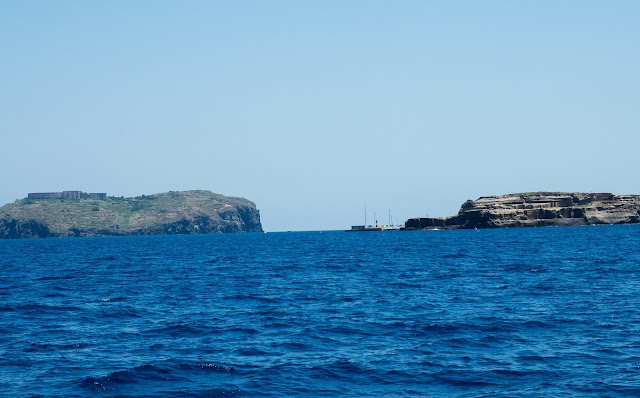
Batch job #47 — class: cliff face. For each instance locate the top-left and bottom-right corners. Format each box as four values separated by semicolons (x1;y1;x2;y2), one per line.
0;190;263;239
405;192;640;230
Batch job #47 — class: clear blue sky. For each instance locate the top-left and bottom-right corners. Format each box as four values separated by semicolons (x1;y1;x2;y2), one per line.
1;1;639;231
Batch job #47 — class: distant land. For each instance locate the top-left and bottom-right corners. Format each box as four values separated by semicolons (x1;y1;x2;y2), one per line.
0;190;262;238
405;192;640;230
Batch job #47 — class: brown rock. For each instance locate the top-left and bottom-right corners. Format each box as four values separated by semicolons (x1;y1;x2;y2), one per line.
404;192;640;230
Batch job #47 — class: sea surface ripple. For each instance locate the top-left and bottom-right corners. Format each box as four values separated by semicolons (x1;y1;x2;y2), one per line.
1;225;640;397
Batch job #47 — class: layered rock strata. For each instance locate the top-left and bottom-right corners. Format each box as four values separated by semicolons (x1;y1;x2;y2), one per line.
405;192;640;230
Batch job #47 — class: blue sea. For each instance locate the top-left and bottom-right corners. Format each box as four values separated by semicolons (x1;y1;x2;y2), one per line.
2;225;640;397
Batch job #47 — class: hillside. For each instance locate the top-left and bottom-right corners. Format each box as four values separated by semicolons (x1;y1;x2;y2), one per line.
405;192;640;230
0;190;263;238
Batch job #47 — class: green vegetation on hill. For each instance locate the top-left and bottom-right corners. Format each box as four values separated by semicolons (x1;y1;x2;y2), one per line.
0;190;262;238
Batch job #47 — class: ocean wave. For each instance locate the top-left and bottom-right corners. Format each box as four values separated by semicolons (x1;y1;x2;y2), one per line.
16;303;83;314
33;275;75;281
146;323;210;337
80;362;239;396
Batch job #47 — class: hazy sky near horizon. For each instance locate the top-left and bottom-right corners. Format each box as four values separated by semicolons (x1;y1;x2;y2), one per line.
1;1;639;231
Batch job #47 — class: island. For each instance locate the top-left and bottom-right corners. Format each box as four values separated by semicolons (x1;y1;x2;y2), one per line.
404;192;640;230
0;190;263;238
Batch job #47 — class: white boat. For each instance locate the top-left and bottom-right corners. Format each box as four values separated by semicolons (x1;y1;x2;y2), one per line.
346;208;401;232
346;225;383;232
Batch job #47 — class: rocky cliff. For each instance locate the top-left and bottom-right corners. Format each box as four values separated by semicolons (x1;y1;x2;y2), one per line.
0;190;263;238
404;192;640;230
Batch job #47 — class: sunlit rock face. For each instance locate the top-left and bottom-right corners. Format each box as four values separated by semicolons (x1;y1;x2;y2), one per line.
405;192;640;230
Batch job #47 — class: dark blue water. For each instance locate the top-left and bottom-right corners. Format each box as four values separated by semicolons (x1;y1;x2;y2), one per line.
2;225;640;397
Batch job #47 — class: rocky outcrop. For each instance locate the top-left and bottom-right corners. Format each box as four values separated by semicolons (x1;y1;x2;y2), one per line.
0;219;52;239
0;190;263;238
404;192;640;230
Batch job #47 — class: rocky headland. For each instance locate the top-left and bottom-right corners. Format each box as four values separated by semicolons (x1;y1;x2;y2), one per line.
404;192;640;230
0;190;263;238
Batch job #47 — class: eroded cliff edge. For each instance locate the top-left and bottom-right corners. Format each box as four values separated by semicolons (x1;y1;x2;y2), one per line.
0;190;263;238
405;192;640;230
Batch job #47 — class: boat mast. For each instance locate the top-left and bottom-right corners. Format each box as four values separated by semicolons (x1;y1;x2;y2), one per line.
365;204;367;227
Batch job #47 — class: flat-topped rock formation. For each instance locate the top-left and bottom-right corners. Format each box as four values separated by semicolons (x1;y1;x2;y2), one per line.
0;190;263;238
404;192;640;230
